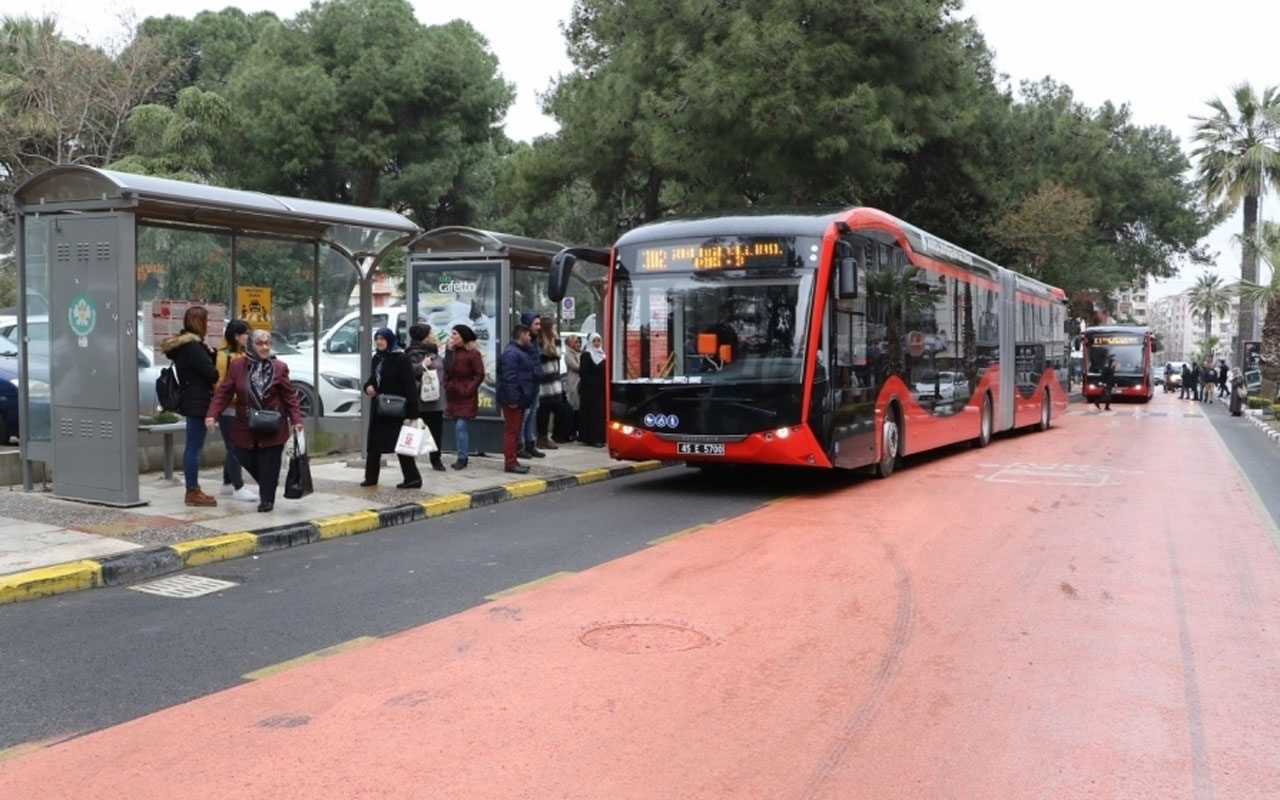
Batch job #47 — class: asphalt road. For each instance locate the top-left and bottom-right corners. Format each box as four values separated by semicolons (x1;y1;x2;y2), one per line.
0;465;858;750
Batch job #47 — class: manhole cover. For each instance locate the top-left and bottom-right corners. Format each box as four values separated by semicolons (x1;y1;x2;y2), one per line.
579;623;712;654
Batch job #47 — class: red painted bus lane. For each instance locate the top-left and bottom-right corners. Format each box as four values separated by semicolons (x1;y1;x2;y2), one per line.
3;397;1279;798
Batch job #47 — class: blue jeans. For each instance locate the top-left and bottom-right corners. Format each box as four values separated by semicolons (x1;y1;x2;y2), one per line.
183;415;209;490
521;393;540;446
218;414;244;489
454;417;470;462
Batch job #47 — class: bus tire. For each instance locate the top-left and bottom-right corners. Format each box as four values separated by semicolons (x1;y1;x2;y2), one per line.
1038;389;1051;431
974;394;993;448
875;407;900;479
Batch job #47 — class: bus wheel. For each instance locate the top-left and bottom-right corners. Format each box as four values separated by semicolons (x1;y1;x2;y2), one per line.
974;394;993;448
1037;390;1051;431
875;410;900;479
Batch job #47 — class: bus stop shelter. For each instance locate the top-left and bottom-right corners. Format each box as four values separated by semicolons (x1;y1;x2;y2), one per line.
406;227;605;453
11;166;419;506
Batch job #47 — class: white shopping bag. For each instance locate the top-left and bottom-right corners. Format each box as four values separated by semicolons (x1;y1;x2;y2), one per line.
286;429;307;459
395;421;437;457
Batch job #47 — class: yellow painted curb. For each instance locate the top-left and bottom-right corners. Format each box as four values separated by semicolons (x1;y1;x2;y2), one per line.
313;510;381;539
504;478;548;499
575;467;612;485
631;460;663;472
0;560;102;605
419;493;472;517
170;533;258;567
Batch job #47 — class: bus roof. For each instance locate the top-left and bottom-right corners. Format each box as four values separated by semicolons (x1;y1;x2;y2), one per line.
1083;325;1151;333
615;208;846;246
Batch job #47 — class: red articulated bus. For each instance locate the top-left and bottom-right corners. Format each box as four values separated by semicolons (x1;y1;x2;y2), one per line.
1081;326;1154;403
549;207;1070;475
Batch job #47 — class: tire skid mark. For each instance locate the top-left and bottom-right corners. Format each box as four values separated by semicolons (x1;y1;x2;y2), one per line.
800;541;914;799
1166;531;1214;800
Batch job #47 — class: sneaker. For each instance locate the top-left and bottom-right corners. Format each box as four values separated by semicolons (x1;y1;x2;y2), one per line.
232;486;259;502
220;483;234;497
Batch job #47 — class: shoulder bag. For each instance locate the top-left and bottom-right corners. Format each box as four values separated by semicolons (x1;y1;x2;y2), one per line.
246;378;283;435
376;393;407;418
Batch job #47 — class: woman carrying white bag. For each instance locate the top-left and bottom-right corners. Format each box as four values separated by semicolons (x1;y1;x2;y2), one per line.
395;419;438;459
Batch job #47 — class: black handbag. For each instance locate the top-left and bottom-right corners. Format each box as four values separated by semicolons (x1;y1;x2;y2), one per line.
376;393;407;418
246;383;282;435
283;433;313;499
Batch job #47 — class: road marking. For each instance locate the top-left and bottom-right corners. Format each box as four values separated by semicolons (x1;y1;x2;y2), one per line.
242;636;378;681
974;462;1141;487
484;571;574;600
649;523;710;545
0;732;84;763
129;574;238;599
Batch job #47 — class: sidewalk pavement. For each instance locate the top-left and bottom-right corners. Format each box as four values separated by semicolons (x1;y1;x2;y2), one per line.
0;443;664;606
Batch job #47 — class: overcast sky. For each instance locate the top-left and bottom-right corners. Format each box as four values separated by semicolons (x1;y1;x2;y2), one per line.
36;0;1280;298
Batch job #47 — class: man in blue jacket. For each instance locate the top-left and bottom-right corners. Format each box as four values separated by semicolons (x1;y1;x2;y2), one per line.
517;312;545;459
498;324;536;473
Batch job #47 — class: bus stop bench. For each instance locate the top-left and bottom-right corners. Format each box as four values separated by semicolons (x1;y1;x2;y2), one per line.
138;422;186;481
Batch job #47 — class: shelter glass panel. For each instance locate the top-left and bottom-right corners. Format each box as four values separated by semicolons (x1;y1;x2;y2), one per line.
20;217;52;440
136;225;231;420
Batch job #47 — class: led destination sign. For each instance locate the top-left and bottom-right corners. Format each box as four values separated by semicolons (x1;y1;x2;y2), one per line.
1090;334;1142;346
638;238;787;272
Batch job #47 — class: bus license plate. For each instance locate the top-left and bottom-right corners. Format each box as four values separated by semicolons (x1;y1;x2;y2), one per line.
677;442;725;456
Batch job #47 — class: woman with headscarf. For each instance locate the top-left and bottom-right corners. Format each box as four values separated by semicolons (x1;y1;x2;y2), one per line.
214;319;258;502
563;334;583;441
443;323;484;469
205;328;304;512
1229;367;1246;416
578;333;607;447
361;327;422;488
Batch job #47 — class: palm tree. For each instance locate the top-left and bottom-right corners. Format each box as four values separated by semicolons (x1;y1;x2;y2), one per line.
1236;221;1280;399
1188;273;1232;343
1191;82;1280;359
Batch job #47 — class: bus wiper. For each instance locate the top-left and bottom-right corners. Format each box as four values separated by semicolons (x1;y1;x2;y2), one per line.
625;384;701;416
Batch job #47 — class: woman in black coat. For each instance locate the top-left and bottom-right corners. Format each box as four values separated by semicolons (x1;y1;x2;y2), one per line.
159;305;221;507
578;333;607;447
361;327;422;489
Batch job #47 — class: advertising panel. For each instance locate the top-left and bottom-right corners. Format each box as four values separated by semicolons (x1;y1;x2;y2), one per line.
413;265;499;417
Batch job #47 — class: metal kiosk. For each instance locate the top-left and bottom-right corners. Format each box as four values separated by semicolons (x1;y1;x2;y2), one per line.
12;166;419;506
406;227;575;454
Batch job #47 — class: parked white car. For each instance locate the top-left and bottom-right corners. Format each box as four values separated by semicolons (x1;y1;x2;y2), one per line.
913;370;969;402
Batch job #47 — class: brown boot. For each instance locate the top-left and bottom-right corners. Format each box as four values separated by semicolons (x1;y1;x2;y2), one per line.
536;436;559;450
185;488;217;507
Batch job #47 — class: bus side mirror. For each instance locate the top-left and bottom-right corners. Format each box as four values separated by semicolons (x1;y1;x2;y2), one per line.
548;251;576;304
838;257;858;298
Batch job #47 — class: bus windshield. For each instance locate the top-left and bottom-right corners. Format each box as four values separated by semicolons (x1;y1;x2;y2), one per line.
1087;341;1146;376
613;271;816;385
